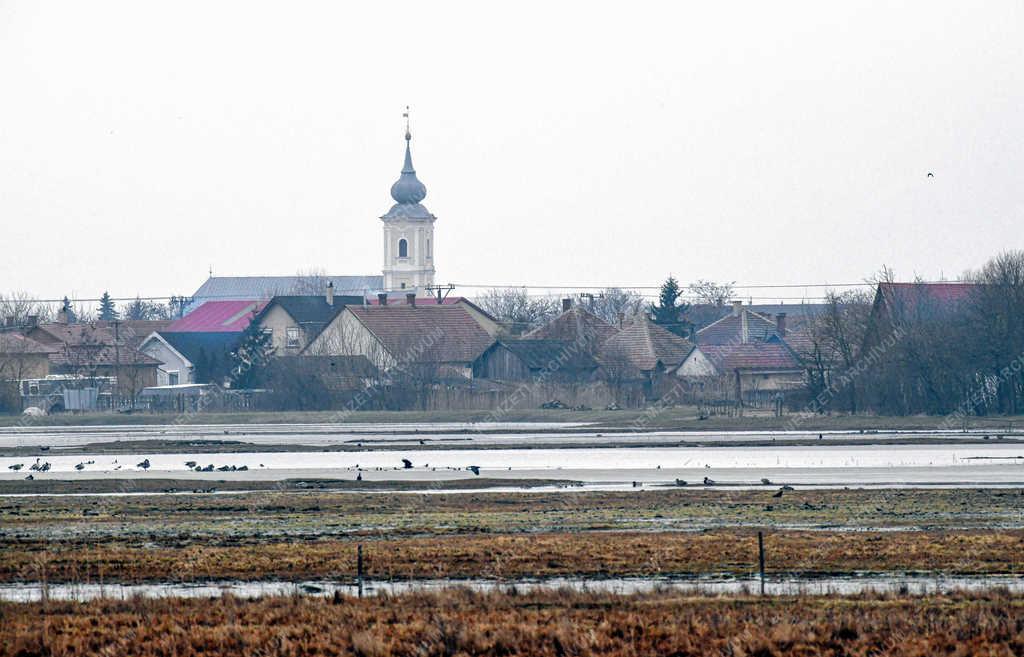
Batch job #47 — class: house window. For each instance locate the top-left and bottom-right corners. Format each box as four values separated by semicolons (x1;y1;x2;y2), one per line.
427;238;431;259
398;238;408;258
286;327;300;349
400;282;406;289
168;371;180;386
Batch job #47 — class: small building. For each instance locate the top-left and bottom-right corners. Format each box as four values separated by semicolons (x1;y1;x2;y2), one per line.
677;339;805;400
253;288;363;355
0;332;57;381
472;339;600;382
597;316;693;376
27;324;161;389
307;302;495;379
139;331;241;386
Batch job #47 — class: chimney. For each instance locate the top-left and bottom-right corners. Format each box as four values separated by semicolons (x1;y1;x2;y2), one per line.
326;281;334;306
775;312;787;337
616;312;624;328
406;293;416;307
562;298;572;312
57;308;69;324
731;300;742;317
377;293;388;306
740;309;749;344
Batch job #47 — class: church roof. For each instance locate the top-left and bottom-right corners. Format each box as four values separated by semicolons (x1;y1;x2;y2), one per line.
186;276;382;312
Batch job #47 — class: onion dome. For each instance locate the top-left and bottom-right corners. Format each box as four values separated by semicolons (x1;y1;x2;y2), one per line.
389;129;427;204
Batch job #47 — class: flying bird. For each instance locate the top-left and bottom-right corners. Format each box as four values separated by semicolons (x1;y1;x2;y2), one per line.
137;459;151;470
467;465;481;475
927;172;934;178
402;459;413;469
772;489;784;498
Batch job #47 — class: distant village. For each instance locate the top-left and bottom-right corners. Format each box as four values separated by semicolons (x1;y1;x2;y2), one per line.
2;124;1022;419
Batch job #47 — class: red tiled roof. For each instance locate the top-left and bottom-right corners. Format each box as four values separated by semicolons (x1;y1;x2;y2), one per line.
879;282;977;305
699;342;802;372
48;344;162;368
598;317;693;371
168;300;266;332
348;305;495;364
526;307;620;348
697;310;778;345
875;282;979;323
0;332;58;355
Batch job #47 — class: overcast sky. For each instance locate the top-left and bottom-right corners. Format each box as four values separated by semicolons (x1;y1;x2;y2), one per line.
1;1;1021;303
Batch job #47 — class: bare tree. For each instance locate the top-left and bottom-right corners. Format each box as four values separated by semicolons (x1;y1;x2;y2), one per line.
0;292;53;326
474;288;560;335
803;289;872;412
590;288;645;326
595;339;640;405
292;267;332;295
687;279;735;306
967;250;1024;415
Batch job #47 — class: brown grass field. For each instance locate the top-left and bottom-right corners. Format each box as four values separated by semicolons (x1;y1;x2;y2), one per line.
3;589;1023;656
5;529;1023;584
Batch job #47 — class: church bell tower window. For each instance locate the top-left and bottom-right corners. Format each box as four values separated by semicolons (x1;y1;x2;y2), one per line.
398;238;408;258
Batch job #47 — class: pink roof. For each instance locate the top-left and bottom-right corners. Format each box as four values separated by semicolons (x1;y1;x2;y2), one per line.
168;300;266;332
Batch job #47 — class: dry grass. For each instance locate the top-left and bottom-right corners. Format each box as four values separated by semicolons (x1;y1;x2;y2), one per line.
3;529;1023;584
2;588;1023;656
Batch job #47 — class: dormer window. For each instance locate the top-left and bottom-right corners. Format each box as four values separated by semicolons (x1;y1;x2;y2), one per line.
398;238;408;258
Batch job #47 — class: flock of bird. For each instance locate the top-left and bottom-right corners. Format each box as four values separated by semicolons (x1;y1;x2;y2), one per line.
7;454;795;493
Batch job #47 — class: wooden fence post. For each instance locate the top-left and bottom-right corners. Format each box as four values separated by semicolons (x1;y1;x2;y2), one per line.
757;531;765;596
357;544;364;599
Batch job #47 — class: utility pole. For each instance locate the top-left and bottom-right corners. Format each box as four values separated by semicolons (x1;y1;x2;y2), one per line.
425;283;455;304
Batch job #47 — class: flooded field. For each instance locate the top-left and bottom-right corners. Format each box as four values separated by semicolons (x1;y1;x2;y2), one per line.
3;437;1023;489
3;572;1023;603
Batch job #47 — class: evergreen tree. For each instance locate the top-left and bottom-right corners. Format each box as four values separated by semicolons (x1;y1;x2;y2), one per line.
649;275;690;337
229;316;274;389
98;292;118;320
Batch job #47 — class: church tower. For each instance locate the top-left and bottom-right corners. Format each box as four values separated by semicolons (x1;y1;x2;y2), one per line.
381;110;435;292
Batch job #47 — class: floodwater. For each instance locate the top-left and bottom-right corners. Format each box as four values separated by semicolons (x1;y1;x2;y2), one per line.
2;442;1024;488
1;422;1019;450
2;573;1022;602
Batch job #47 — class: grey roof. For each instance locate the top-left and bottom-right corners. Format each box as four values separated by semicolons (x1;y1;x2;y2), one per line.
491;339;600;372
256;295;361;338
187;276;383;312
382;130;434;221
157;331;241;366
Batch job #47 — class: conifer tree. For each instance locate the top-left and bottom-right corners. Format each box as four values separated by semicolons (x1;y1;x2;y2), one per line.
229;316;274;389
98;292;118;320
649;275;690;337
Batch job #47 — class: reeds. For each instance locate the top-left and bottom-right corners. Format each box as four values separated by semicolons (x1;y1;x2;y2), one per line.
2;588;1022;656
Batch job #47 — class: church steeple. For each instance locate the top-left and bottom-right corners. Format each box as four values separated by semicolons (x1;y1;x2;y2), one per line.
390;111;427;205
380;107;436;292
